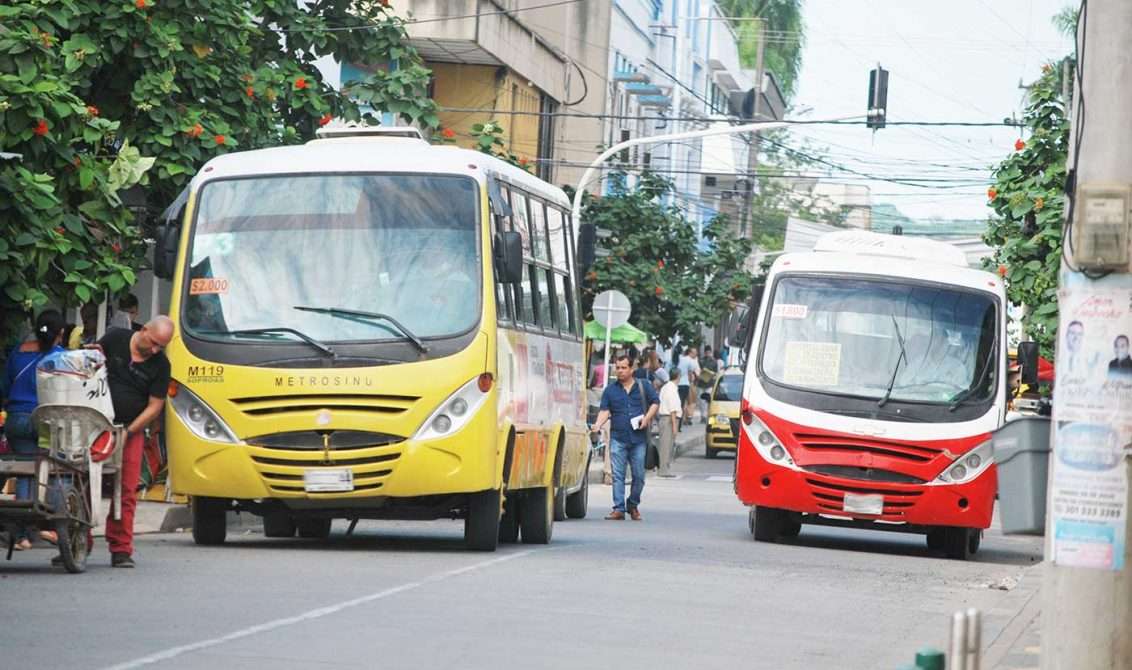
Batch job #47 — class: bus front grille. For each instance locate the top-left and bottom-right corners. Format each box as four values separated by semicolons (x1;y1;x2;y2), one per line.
245;431;404;495
229;393;419;418
792;433;942;463
804;475;922;518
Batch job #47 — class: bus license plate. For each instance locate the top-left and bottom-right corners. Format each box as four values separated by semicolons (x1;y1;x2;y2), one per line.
843;493;883;515
303;468;354;492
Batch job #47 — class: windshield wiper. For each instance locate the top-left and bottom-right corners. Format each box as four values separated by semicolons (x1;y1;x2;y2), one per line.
202;328;335;359
293;306;429;354
877;314;908;408
949;341;998;411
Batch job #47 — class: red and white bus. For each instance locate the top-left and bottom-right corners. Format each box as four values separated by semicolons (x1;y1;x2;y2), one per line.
735;231;1006;559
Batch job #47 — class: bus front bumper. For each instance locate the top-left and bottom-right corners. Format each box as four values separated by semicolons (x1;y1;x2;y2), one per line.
735;438;997;530
167;405;501;502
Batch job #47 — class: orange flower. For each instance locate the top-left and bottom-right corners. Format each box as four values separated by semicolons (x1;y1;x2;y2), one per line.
72;156;82;168
441;128;455;139
214;134;226;145
657;260;664;269
245;86;254;98
111;242;123;254
55;226;66;235
294;76;308;90
1034;196;1045;211
135;0;147;8
654;286;664;297
186;123;204;138
997;264;1008;278
1015;138;1026;151
33;119;49;136
86;105;99;117
987;187;997;201
519;157;529;166
318;113;333;127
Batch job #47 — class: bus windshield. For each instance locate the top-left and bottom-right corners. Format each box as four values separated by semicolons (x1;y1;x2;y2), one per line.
184;174;480;343
760;275;997;405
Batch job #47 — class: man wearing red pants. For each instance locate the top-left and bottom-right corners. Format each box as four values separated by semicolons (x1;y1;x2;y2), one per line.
98;315;173;568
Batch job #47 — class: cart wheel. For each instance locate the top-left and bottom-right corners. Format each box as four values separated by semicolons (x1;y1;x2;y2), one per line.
54;486;88;574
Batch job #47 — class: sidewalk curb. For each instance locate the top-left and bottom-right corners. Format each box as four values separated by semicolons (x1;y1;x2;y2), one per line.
982;562;1043;669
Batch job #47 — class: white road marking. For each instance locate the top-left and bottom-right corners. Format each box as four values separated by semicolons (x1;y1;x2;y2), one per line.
101;549;537;670
706;476;734;483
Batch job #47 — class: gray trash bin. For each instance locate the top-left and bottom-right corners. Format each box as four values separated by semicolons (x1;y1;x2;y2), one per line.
993;416;1051;535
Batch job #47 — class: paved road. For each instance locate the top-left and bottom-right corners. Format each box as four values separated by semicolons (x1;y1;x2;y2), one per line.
1;448;1043;670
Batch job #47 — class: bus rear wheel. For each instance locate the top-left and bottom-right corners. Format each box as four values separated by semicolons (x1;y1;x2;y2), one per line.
565;461;589;519
498;496;520;544
519;484;554;544
192;497;228;546
465;489;501;551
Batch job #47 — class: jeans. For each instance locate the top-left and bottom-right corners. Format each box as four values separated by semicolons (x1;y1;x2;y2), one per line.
610;437;645;512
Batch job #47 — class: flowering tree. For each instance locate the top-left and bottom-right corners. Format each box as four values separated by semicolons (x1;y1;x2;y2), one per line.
577;172;754;346
0;0;437;344
983;64;1069;358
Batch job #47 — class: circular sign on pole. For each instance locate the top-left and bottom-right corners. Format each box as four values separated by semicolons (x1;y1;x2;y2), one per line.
592;290;632;330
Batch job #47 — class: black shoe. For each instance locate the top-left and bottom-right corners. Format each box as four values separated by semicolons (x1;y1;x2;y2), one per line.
111;552;135;568
50;555;63;567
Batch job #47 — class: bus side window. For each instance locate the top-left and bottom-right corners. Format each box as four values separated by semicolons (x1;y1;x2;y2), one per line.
495;184;516;324
537;268;554;331
563;211;582;336
553;271;573;336
547;207;567;273
529;199;549;264
524;264;540;327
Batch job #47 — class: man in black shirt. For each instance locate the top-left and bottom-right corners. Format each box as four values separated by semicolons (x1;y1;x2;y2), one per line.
98;315;173;568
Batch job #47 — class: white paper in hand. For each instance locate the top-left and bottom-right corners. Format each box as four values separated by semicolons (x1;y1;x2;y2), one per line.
630;415;644;430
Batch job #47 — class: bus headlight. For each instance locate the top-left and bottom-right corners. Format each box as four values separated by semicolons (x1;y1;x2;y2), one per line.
170;382;237;444
741;410;799;470
933;440;994;485
414;374;492;441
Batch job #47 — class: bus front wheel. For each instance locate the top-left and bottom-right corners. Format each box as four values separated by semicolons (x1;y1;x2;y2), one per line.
943;527;980;560
465;489;501;551
751;506;786;542
192;497;228;546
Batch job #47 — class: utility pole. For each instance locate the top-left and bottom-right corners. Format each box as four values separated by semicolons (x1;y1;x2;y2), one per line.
1042;2;1132;669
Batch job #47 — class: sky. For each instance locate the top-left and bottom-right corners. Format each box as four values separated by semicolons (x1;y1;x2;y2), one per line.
788;0;1075;225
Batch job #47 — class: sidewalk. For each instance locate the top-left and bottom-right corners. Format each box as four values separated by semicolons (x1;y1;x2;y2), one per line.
983;563;1043;670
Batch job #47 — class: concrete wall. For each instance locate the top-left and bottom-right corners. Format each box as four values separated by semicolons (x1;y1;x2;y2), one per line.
430;63;543;163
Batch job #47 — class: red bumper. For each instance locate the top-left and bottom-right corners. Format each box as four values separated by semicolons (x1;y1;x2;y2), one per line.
734;422;997;530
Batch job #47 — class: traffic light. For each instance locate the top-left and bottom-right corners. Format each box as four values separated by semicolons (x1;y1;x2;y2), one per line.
867;65;889;130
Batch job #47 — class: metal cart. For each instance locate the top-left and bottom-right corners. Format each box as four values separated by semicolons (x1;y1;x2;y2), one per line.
0;405;124;573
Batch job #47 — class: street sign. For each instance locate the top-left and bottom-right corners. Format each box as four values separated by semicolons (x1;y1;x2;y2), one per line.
592;290;631;329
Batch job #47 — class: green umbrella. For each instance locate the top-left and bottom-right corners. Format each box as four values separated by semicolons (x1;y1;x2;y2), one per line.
584;320;649;345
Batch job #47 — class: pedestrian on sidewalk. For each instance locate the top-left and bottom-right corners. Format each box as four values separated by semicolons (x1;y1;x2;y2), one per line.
96;316;174;568
676;346;700;428
696;345;719;424
656;367;682;478
591;355;659;521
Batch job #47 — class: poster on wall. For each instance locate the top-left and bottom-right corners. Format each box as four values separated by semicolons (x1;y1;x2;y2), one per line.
1049;271;1132;571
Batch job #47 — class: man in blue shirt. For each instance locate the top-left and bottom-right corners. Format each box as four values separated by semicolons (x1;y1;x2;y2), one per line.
592;355;659;520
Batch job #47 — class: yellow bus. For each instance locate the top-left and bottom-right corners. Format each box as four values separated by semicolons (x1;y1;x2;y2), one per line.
154;127;592;551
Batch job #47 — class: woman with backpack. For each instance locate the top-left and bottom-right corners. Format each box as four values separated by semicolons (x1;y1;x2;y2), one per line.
2;310;66;550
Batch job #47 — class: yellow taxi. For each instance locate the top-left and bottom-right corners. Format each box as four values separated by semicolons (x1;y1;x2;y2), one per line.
702;368;743;458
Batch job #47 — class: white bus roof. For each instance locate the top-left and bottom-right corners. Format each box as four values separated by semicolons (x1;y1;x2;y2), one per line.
813;230;970;267
189;133;569;209
771;231;1004;296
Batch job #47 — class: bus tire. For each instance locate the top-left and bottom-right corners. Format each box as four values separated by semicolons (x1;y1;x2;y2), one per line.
465;489;501;551
499;496;520;544
296;518;332;540
943;527;976;560
552;442;568;522
519;484;553;544
926;528;946;552
565;459;589;519
192;497;228;546
781;518;802;538
263;512;296;538
752;506;784;542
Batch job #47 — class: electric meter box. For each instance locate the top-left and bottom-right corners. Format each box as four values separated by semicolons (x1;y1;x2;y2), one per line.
1071;183;1132;270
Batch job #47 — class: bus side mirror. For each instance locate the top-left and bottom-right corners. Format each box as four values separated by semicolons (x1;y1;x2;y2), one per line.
1018;341;1040;387
153;224;179;280
494;231;524;284
577;223;596;271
